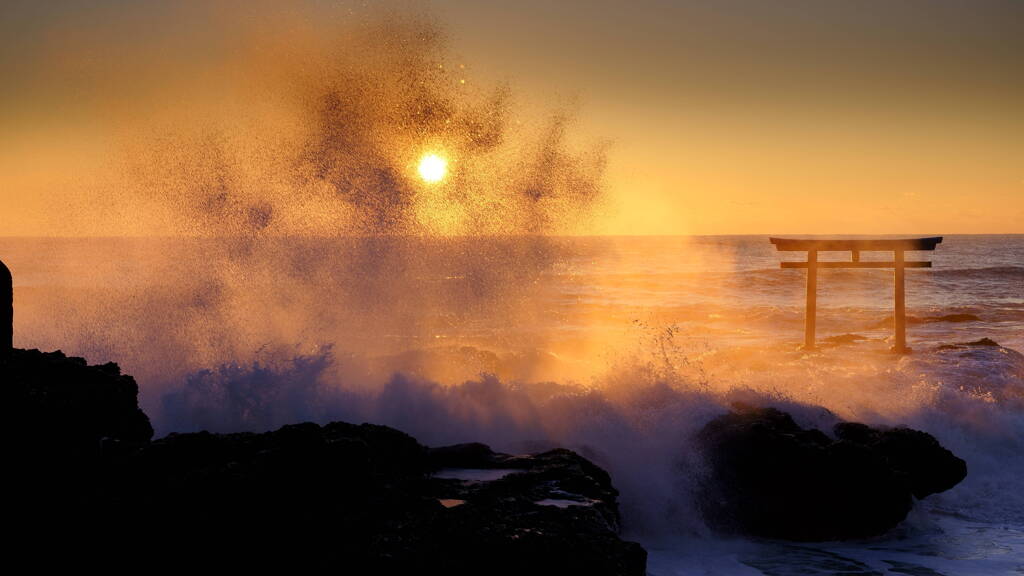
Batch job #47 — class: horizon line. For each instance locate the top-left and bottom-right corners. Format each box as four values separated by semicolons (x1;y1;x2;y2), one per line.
1;232;1022;240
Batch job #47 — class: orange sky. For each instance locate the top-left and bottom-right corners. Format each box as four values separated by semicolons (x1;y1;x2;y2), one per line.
1;0;1021;236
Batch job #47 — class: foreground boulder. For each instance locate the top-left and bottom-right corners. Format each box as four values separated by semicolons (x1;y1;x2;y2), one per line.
427;443;646;575
0;348;153;446
3;349;644;575
98;425;645;574
1;348;153;515
696;406;967;541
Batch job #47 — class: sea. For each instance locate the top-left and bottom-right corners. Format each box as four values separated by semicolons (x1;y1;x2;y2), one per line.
3;234;1023;575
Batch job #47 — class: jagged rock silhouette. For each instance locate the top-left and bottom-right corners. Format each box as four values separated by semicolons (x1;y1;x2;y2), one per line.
1;258;11;355
696;406;967;541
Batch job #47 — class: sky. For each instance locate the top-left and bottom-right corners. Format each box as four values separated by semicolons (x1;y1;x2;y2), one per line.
1;0;1021;235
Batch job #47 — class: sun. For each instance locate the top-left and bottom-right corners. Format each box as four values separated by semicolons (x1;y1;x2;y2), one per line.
418;153;448;183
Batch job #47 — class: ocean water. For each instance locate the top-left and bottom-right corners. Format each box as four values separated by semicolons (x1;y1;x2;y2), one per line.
2;234;1023;574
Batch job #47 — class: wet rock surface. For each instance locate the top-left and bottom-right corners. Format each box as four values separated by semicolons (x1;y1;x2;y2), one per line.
696;406;967;541
937;337;1001;349
426;443;645;575
3;349;644;575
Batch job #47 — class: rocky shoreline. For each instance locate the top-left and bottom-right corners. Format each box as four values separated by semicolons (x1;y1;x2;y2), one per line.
2;347;970;570
2;348;645;574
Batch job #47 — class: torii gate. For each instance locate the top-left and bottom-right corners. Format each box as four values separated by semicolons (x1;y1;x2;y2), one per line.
769;237;942;353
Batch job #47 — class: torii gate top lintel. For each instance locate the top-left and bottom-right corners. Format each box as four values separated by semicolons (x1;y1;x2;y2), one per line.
769;237;943;252
769;236;942;353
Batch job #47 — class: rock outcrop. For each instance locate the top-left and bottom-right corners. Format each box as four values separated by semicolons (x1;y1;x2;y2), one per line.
696;406;967;541
1;348;154;532
1;348;154;446
427;443;646;575
2;348;644;575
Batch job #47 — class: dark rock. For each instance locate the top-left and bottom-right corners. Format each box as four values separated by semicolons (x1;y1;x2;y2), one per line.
937;337;1000;350
425;446;645;575
834;423;967;499
822;333;869;345
428;441;499;468
94;426;643;574
1;348;154;533
926;313;983;323
1;258;10;354
696;406;967;541
3;348;644;575
0;348;153;446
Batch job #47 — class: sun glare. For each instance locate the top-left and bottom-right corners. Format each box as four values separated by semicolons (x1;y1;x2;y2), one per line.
418;153;448;183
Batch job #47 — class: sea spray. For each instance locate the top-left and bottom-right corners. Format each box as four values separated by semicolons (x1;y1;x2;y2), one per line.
7;5;618;401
